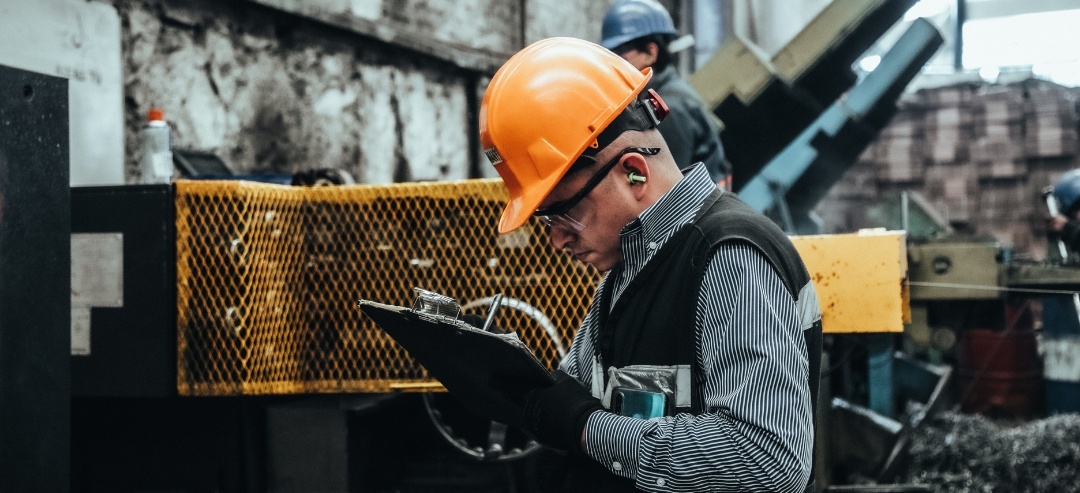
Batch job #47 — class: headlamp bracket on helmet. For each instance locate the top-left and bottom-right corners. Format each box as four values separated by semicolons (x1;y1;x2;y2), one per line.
576;88;670;169
641;88;669;126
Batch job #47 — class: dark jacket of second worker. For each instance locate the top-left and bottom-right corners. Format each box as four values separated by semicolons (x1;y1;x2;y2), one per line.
647;65;728;183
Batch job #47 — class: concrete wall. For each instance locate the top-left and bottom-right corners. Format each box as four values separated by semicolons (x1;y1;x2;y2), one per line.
100;0;844;185
100;0;617;184
525;1;613;45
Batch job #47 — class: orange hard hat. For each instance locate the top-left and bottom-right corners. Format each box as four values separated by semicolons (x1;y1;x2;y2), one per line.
480;37;653;234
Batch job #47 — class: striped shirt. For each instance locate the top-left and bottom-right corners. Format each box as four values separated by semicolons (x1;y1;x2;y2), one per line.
561;163;814;492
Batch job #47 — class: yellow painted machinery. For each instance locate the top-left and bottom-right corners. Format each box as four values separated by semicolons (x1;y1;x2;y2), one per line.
171;179;909;397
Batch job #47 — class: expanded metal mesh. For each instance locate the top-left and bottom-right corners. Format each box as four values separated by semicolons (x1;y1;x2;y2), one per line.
175;179;598;396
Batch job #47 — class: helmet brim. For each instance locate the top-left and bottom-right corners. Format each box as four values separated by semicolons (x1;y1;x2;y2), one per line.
600;33;639;51
497;170;564;234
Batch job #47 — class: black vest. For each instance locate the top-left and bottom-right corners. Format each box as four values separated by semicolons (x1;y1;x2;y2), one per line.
564;188;823;493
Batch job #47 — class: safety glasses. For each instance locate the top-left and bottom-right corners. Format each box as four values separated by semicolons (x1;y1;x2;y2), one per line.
534;147;660;232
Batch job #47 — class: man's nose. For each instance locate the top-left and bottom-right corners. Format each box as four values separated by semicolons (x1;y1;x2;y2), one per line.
548;225;575;251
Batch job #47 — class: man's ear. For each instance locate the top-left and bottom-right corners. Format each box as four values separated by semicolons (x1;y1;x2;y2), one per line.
645;42;660;65
619;155;650;199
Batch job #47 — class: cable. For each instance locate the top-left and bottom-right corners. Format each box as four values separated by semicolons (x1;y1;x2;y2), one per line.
908;281;1080;296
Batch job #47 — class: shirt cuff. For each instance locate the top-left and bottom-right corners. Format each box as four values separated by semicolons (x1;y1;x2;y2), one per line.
582;410;656;480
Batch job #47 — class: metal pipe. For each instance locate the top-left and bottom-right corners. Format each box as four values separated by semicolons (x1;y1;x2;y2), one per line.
901;191;910;233
954;0;966;70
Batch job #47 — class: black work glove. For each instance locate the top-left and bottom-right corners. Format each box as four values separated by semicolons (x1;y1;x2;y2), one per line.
520;370;604;451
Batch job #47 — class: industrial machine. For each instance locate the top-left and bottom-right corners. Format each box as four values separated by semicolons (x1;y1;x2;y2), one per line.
687;1;957;485
62;0;953;490
691;0;940;234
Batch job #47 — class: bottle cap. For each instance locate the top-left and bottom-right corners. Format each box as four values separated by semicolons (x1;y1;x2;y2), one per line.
147;108;165;121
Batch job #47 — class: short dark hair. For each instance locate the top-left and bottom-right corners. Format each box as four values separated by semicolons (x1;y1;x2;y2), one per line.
613;34;673;73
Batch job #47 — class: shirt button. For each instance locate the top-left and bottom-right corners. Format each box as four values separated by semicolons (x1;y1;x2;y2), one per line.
612;461;623;471
647;241;658;250
656;478;666;486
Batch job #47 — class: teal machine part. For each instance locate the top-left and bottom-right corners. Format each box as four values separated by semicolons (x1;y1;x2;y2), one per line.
739;18;944;235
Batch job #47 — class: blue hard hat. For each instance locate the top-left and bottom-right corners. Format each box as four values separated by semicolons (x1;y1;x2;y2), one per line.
600;0;678;50
1054;169;1080;215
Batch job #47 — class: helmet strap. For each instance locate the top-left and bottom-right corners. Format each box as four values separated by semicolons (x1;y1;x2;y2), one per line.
574;90;669;169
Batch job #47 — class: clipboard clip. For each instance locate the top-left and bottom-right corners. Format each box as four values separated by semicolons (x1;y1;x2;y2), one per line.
410;288;506;334
412;288;461;321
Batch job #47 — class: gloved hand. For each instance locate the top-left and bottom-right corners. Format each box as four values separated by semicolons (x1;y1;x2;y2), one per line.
520;370;604;451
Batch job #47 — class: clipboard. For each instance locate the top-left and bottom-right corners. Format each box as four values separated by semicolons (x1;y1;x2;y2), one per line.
358;299;556;427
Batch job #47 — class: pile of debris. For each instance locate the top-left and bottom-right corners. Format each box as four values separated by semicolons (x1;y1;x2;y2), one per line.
897;411;1080;492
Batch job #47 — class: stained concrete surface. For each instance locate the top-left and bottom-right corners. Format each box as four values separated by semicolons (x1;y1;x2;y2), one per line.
102;0;620;185
111;0;472;183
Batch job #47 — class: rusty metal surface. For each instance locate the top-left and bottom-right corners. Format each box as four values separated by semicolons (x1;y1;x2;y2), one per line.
791;230;909;333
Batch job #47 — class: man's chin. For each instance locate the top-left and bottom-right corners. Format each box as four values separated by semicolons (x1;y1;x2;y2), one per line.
582;256;618;273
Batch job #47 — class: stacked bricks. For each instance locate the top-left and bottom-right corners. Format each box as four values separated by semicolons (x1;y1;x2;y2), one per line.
817;77;1080;260
874;109;925;183
1025;82;1080;159
972;87;1026;179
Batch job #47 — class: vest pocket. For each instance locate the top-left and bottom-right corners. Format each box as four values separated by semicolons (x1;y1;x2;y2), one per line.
601;364;691;417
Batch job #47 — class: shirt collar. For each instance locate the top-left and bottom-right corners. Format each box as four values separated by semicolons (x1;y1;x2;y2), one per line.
620;162;717;248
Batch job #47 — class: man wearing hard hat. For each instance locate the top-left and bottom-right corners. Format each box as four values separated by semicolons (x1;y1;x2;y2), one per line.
600;0;730;189
480;37;821;492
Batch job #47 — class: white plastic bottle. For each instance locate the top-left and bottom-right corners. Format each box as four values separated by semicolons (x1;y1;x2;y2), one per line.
139;108;173;184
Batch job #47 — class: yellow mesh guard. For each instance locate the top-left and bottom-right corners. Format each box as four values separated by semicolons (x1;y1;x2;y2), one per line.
175;179;597;396
174;179;887;395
